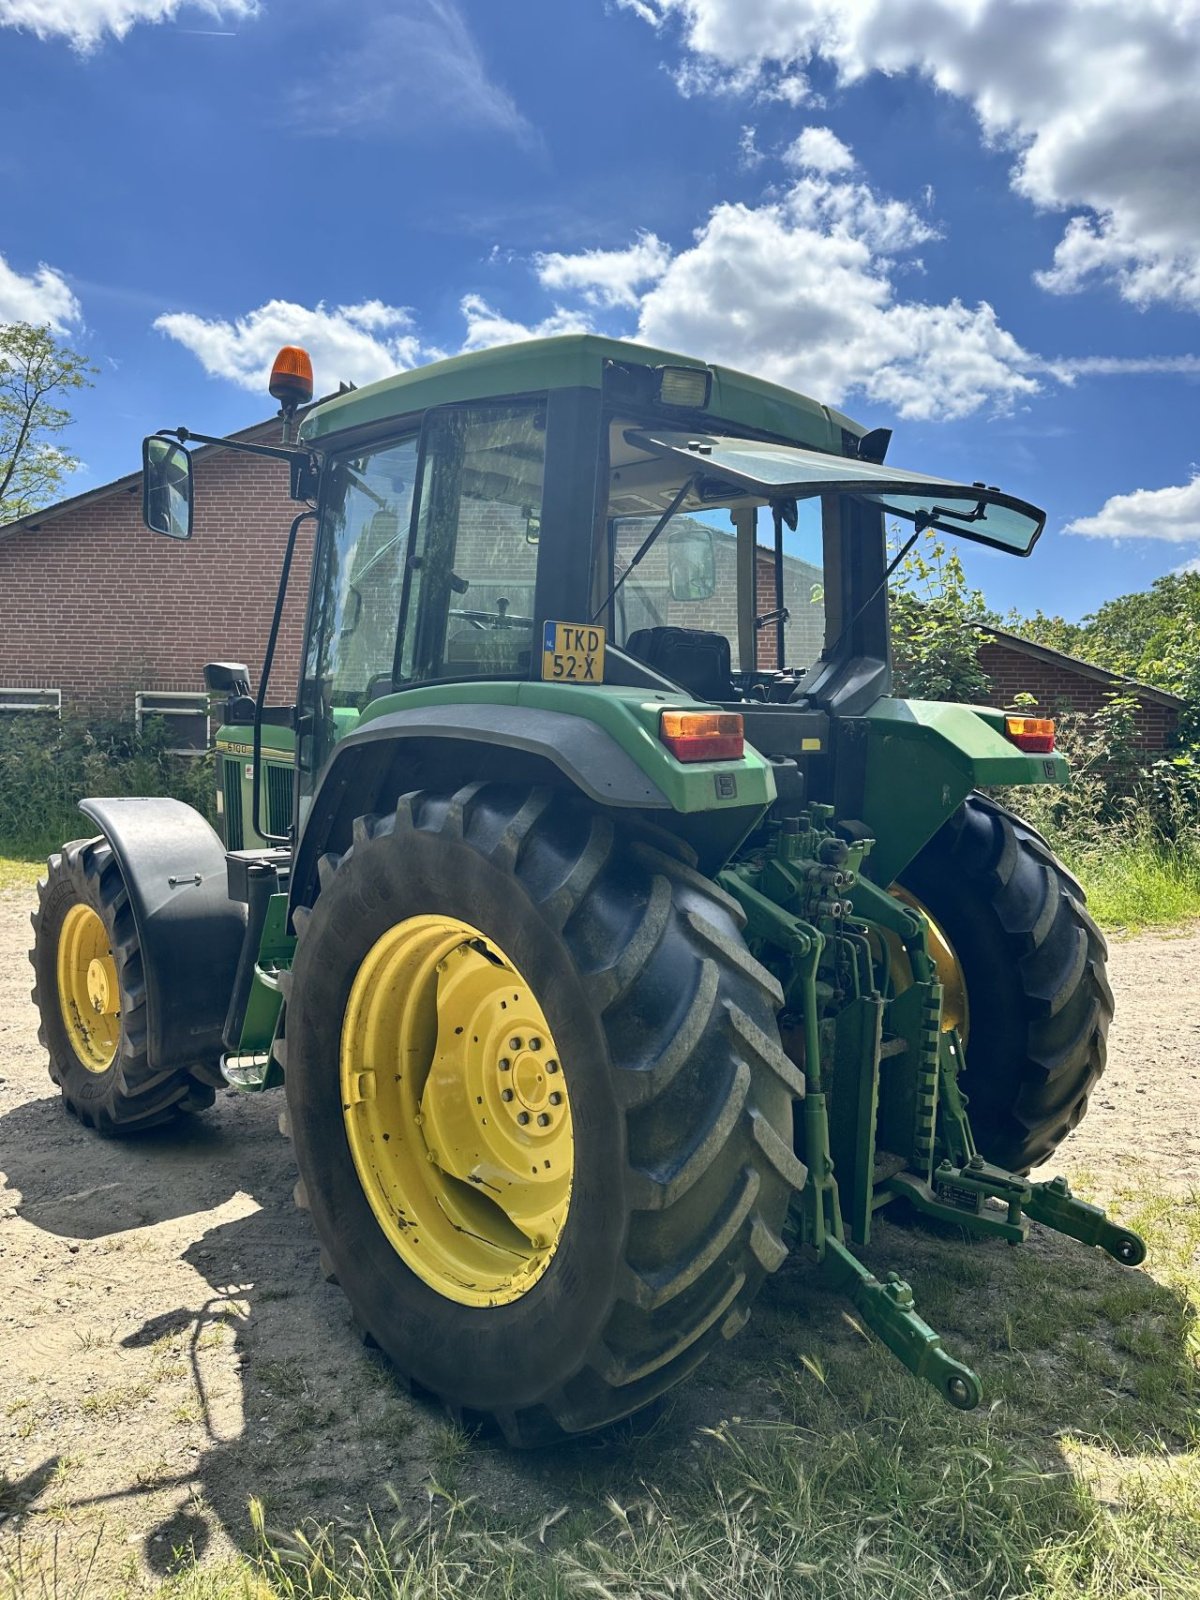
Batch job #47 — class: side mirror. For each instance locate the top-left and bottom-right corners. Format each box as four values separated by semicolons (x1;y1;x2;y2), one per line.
340;586;363;638
204;662;252;697
142;435;194;539
667;522;716;602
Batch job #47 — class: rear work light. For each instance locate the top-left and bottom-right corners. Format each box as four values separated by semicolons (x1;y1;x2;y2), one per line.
660;710;744;762
655;365;712;409
1005;716;1056;753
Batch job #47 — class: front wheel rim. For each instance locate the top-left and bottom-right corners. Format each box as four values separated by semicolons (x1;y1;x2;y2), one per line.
339;914;573;1307
56;903;121;1073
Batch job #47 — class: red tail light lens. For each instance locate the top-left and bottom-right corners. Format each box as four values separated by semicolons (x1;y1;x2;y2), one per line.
660;710;744;762
1005;716;1056;753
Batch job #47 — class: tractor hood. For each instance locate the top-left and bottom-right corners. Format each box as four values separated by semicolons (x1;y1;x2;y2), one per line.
626;430;1046;556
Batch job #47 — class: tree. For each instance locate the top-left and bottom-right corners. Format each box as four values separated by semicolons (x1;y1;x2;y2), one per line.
0;322;94;525
889;532;994;703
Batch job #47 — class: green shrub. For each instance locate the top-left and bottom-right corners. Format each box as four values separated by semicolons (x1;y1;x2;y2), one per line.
994;695;1200;930
0;711;214;858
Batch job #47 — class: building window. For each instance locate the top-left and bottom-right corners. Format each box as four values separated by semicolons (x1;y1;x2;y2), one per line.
135;691;209;754
0;688;61;716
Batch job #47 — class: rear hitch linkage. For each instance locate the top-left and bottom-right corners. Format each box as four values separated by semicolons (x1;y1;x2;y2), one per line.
720;805;1147;1411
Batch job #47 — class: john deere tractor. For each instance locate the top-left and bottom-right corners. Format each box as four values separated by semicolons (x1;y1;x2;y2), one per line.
31;336;1143;1443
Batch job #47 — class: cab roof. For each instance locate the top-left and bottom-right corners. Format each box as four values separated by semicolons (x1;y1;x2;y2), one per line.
298;333;866;455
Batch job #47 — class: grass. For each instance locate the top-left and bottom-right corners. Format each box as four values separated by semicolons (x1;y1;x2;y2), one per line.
1070;836;1200;933
0;855;42;891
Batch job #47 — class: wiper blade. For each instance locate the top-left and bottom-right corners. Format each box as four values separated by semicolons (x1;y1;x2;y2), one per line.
591;473;699;623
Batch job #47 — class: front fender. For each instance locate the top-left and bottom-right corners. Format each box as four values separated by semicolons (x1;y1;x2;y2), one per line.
78;797;246;1069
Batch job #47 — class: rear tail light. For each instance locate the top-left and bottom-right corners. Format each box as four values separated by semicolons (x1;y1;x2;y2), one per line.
660;710;744;762
1005;716;1055;753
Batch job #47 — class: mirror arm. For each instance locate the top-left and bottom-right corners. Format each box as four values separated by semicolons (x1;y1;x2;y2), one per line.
166;426;315;470
252;508;317;847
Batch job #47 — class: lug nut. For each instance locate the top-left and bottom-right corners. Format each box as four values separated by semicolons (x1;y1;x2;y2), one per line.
498;1058;510;1072
501;1089;513;1102
537;1113;550;1127
548;1091;562;1106
517;1111;530;1126
546;1060;559;1074
529;1036;542;1051
510;1036;522;1050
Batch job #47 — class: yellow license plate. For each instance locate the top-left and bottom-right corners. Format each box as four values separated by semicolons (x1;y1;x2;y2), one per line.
541;621;605;683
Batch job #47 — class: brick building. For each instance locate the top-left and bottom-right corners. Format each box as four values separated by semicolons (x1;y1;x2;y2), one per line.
976;625;1183;753
0;437;1184;758
0;421;308;740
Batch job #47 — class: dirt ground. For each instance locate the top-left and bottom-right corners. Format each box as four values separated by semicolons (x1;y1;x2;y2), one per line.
0;881;1196;1593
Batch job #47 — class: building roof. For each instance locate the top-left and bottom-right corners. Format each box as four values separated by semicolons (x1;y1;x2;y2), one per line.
977;623;1186;708
0;417;282;543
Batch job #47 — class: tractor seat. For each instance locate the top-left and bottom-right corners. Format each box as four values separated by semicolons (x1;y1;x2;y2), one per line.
626;626;735;703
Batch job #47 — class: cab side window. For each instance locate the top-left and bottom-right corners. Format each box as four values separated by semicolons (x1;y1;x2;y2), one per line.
399;402;545;683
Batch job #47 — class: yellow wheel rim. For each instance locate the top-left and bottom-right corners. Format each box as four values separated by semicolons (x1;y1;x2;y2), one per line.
56;903;121;1073
340;915;573;1307
887;887;970;1039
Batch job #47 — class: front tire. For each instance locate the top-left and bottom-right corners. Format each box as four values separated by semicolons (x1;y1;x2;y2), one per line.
283;784;805;1445
31;838;216;1133
898;792;1111;1172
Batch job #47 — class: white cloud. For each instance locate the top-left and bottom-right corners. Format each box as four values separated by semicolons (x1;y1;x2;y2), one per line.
153;298;428;392
783;125;854;174
620;0;1200;312
632;175;1028;421
533;233;673;310
0;252;81;331
1174;555;1200;575
0;0;254;49
287;0;532;143
1065;474;1200;542
458;294;593;352
1048;354;1200;379
737;124;764;169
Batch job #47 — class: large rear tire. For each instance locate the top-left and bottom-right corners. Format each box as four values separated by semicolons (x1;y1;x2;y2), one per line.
282;784;805;1445
898;792;1111;1172
30;837;216;1133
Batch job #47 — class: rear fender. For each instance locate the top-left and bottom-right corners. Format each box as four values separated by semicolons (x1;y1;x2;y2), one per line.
78;798;247;1069
857;699;1069;884
290;700;772;912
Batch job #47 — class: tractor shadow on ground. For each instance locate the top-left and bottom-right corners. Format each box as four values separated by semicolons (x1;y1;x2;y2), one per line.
0;1089;267;1238
2;1086;1195;1582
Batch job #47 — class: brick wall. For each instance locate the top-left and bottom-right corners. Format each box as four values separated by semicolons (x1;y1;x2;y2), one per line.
0;429;312;716
977;639;1180;752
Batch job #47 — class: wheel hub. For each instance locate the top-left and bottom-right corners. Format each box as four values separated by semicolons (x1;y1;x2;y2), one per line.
888;886;970;1039
56;903;120;1073
339;915;573;1307
86;956;118;1016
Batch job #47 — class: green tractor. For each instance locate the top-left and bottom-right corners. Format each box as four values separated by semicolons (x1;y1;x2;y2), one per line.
31;335;1143;1444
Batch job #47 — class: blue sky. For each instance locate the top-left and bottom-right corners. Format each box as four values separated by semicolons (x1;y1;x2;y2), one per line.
2;0;1199;619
